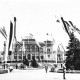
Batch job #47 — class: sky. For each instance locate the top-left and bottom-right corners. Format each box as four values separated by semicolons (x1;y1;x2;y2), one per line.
0;0;80;51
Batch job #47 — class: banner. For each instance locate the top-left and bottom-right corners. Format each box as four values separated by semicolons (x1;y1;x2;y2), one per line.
8;21;13;50
5;21;13;62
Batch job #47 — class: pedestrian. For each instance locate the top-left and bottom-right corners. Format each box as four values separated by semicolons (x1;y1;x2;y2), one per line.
16;64;18;69
63;64;66;80
45;65;48;73
3;64;5;69
21;64;24;69
9;66;13;73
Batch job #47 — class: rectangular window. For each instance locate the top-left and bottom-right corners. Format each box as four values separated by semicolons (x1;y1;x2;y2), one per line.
19;54;22;59
47;48;50;53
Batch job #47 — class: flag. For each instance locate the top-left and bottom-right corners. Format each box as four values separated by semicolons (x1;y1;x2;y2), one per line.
8;21;13;50
14;17;16;22
61;17;71;37
8;21;13;55
69;20;80;36
5;21;13;62
2;26;7;37
69;21;73;26
0;27;7;39
29;33;33;39
36;40;41;47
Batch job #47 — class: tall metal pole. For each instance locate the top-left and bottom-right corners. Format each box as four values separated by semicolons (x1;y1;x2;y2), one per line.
59;44;66;80
5;35;9;69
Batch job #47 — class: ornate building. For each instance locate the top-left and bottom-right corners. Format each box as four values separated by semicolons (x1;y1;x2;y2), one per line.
12;35;44;62
3;34;65;67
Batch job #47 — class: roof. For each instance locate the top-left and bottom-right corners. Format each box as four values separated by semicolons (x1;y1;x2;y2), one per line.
39;42;45;47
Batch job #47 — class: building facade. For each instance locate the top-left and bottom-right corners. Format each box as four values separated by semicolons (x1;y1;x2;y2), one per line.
2;34;65;66
12;35;44;62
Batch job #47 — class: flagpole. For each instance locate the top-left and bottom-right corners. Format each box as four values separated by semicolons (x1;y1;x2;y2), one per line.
5;37;9;69
5;23;11;69
5;21;13;69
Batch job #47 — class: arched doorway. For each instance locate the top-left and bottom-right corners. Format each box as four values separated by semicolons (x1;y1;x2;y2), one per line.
32;54;35;60
27;54;31;60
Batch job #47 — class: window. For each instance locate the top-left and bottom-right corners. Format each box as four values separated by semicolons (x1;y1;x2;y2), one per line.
27;54;31;60
41;56;43;59
47;48;50;53
14;54;17;60
19;54;22;59
48;55;50;57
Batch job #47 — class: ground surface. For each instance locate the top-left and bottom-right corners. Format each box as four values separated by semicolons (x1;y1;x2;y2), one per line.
0;68;80;80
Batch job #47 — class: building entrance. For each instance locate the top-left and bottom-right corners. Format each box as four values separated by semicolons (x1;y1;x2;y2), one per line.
27;54;31;60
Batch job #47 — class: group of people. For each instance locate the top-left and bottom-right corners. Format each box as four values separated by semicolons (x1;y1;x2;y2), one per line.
3;63;13;73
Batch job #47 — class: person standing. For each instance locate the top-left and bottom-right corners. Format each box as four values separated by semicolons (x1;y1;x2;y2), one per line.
9;66;13;72
45;65;48;73
16;64;18;69
63;63;66;80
